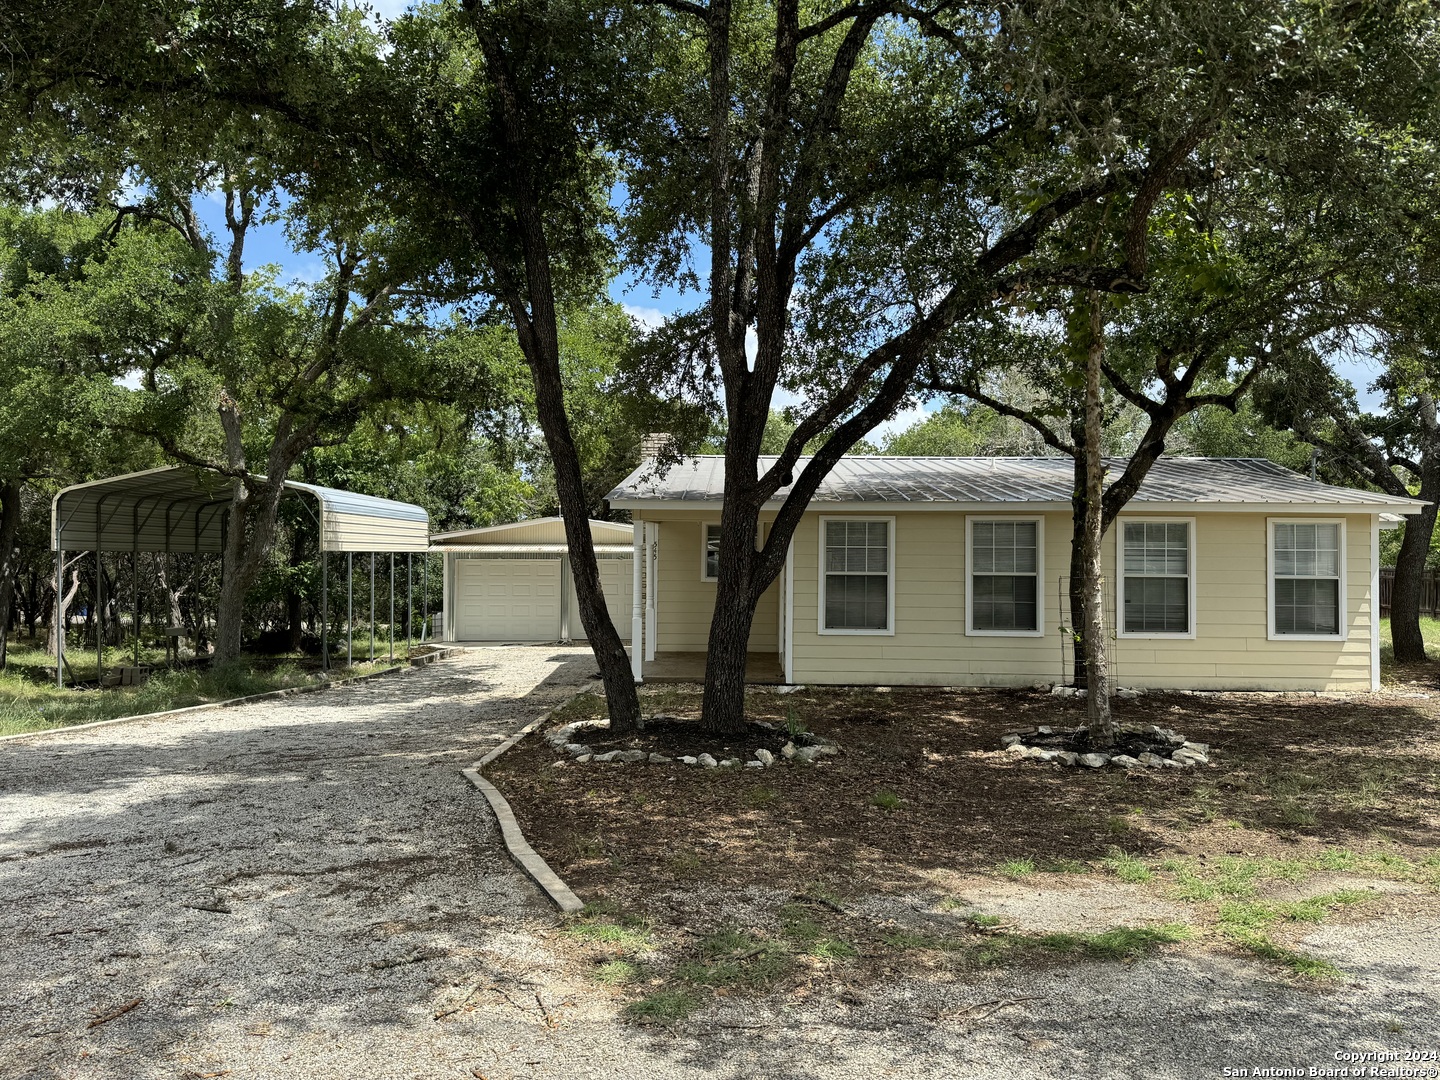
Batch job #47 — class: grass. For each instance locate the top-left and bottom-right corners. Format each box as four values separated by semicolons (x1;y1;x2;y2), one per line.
673;927;791;989
870;789;903;812
594;959;644;986
1102;848;1153;884
560;904;655;953
1033;924;1194;961
997;857;1036;879
1379;615;1440;676
0;636;401;737
625;989;702;1025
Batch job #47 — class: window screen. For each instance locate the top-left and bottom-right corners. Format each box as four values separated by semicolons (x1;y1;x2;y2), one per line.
703;524;721;580
1122;522;1190;634
823;520;890;631
971;520;1038;631
1273;522;1341;635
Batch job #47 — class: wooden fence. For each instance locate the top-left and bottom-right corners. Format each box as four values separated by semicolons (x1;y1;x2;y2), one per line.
1379;568;1440;618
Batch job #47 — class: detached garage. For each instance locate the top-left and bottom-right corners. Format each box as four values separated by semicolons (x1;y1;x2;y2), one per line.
434;518;634;643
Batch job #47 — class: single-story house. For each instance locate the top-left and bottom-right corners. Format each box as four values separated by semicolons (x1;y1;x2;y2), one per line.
435;517;633;643
606;456;1429;692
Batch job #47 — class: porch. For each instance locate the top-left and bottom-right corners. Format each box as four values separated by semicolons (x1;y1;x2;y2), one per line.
642;651;786;685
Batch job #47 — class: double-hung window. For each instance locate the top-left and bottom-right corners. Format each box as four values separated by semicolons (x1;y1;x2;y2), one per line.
1271;521;1344;637
1119;520;1194;636
968;519;1041;634
700;523;722;581
820;518;893;633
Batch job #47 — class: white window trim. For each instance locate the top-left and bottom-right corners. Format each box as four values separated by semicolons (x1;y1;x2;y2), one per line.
1267;517;1348;641
700;521;721;581
817;515;896;636
1116;516;1198;640
965;515;1045;637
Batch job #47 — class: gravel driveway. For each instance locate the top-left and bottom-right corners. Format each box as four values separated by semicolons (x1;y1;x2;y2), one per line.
3;650;1437;1080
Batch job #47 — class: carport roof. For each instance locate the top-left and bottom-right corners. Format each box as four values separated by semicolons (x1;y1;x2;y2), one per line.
52;466;430;554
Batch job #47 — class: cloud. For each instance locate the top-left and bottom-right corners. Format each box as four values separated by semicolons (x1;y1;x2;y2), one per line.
868;402;932;446
623;304;668;331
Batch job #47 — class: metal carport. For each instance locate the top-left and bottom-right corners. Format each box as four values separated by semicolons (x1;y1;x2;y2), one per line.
50;466;430;685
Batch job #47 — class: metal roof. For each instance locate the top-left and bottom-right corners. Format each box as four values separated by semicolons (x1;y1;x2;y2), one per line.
607;456;1430;514
52;466;430;554
430;516;633;544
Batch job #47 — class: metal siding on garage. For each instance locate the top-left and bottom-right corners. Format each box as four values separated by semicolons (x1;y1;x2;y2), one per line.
454;558;562;641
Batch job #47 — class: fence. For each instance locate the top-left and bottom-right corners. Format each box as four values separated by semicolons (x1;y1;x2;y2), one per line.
1379;568;1440;618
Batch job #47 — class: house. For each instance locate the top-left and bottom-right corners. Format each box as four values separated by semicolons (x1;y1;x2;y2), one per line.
435;517;633;643
606;456;1429;692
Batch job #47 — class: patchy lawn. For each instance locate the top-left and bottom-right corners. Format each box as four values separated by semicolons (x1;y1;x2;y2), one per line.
0;636;412;736
488;681;1440;1020
1381;615;1440;688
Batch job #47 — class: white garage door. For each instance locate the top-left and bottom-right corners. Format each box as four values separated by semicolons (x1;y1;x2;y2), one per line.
455;559;561;641
567;558;633;642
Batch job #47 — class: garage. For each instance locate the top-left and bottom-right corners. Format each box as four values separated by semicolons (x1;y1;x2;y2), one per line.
435;517;633;643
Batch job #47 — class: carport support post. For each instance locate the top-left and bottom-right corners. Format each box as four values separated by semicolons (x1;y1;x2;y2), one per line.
55;547;64;687
321;552;329;672
346;552;353;668
369;552;375;662
422;555;428;642
406;554;412;649
388;554;394;663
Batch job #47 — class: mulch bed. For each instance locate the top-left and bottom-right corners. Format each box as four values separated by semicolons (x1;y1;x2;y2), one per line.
486;683;1440;909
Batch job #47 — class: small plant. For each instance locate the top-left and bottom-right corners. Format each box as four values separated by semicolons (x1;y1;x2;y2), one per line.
1106;815;1132;835
785;704;805;738
966;913;1003;928
745;786;778;809
997;857;1036;879
870;789;903;812
808;937;859;961
626;989;702;1025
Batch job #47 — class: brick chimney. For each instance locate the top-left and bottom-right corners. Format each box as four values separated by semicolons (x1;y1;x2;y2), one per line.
640;432;674;460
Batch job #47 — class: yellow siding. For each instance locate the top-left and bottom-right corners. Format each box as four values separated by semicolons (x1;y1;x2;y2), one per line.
642;510;781;652
786;509;1373;691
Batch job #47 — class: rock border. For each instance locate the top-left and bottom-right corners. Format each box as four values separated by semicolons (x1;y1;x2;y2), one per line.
999;723;1212;769
544;716;841;768
0;661;414;745
464;695;588;915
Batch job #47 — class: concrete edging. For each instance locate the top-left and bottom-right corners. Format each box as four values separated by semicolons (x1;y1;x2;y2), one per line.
0;662;415;745
463;695;587;915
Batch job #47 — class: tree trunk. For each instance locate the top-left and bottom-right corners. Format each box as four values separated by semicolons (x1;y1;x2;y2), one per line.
1389;491;1437;664
1079;295;1116;744
0;479;20;669
285;528;306;652
213;476;291;663
48;564;81;657
699;492;765;735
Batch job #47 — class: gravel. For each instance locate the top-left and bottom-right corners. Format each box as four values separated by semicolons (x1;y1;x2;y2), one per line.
3;647;1436;1079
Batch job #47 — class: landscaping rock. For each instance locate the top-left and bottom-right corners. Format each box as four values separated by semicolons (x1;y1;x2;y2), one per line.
774;684;804;694
745;760;765;768
1172;747;1208;766
1005;743;1029;758
1037;725;1053;735
592;751;620;763
1182;741;1211;755
696;753;718;768
1080;753;1109;768
811;744;839;757
564;743;591;756
1033;749;1060;762
719;758;741;767
1160;756;1185;769
1116;688;1141;701
1110;754;1142;769
575;754;592;764
647;753;671;764
616;750;648;763
781;741;798;760
1051;685;1074;697
754;748;775;766
1056;751;1081;766
678;755;698;766
1137;753;1165;768
792;747;821;763
1000;733;1023;747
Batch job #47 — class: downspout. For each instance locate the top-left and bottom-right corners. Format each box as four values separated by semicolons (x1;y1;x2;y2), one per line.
784;535;794;685
645;522;658;662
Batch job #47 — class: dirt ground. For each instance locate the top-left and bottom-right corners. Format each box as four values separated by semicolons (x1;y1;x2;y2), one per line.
491;682;1440;898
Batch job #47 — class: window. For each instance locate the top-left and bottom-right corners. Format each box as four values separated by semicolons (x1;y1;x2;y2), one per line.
1271;521;1343;637
819;518;893;633
968;518;1041;634
701;523;721;581
1119;520;1193;636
